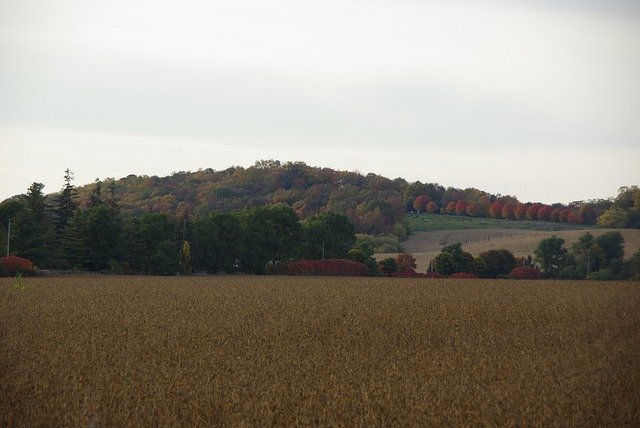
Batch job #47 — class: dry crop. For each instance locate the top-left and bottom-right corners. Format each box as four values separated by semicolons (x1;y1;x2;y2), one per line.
1;276;639;426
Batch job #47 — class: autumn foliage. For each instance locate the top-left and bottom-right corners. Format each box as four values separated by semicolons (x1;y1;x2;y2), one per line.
465;202;481;217
501;202;516;220
490;201;504;219
0;256;36;277
426;201;439;213
413;195;431;213
396;253;417;272
455;200;467;216
509;266;542;280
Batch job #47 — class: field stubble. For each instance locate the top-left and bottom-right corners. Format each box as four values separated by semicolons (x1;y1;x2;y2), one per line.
1;276;639;426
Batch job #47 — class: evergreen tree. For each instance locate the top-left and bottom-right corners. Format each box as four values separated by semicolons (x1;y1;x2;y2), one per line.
61;210;88;269
54;169;79;230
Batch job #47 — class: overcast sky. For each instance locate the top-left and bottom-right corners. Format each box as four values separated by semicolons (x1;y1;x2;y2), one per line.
1;0;639;204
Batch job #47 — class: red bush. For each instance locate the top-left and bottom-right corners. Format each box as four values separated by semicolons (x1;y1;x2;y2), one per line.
282;259;368;276
426;201;439;213
448;272;479;279
0;256;36;276
508;266;541;280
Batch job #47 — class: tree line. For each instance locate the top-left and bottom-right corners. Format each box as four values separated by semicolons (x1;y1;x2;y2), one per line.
8;161;634;251
0;171;369;275
411;185;640;228
379;231;640;280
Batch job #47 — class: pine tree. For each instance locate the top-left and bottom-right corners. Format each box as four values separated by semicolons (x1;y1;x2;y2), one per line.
55;169;79;230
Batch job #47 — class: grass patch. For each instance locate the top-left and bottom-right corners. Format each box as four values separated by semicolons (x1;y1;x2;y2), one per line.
408;213;596;232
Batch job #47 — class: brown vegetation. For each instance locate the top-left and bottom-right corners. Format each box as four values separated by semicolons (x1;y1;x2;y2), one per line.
1;276;639;425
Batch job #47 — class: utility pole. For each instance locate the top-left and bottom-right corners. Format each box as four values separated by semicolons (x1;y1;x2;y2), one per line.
6;219;10;257
321;242;325;260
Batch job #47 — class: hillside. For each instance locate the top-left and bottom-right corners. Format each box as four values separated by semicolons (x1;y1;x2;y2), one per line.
43;161;636;237
377;229;640;272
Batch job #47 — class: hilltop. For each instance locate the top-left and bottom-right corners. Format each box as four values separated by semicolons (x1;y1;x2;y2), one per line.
40;161;637;238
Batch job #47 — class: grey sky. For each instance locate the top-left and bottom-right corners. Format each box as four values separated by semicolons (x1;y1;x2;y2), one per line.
1;0;639;204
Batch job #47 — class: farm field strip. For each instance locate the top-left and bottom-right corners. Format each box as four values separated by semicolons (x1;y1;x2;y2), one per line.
384;228;640;272
2;276;639;426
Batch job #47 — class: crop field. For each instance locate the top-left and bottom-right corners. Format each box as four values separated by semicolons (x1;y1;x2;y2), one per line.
1;276;639;426
381;228;640;272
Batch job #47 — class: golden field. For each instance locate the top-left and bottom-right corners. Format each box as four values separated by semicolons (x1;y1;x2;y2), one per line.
1;275;639;426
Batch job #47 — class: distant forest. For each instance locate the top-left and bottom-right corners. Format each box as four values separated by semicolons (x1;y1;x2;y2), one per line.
0;160;638;275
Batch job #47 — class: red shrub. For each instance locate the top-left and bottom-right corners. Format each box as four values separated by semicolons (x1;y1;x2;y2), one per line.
283;259;368;276
448;272;479;279
508;266;541;280
0;256;36;276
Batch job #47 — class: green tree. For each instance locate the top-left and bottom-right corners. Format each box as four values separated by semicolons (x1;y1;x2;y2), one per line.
473;249;517;278
236;205;302;274
433;252;456;276
54;169;79;230
534;236;569;277
594;232;625;274
379;257;398;276
435;243;474;275
597;207;627;228
85;204;122;271
570;232;606;276
61;210;88;269
12;183;57;267
301;212;356;259
121;212;176;274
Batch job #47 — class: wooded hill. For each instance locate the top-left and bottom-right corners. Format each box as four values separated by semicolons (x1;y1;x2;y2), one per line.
43;160;638;236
